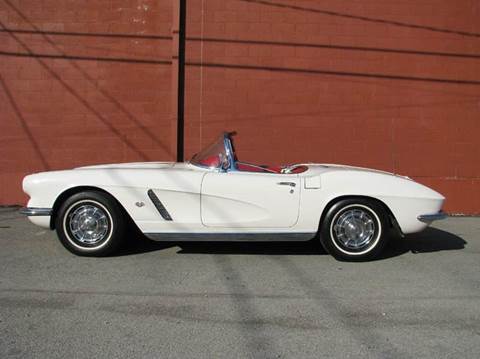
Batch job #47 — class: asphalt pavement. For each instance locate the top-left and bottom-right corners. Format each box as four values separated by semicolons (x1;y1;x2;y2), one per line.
0;207;479;358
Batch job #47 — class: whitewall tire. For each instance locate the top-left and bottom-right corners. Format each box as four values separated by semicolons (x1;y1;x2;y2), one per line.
55;191;126;256
320;198;389;261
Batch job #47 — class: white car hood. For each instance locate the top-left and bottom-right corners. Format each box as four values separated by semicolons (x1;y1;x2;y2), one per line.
75;162;181;170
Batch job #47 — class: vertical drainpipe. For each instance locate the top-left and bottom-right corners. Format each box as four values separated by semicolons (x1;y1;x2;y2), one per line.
171;0;186;162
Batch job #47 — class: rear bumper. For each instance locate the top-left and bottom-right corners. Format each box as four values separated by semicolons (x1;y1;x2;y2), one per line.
417;211;447;223
19;207;52;216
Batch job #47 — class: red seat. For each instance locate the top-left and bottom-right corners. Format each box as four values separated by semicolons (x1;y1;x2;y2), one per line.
236;163;282;173
198;155;220;167
236;163;308;174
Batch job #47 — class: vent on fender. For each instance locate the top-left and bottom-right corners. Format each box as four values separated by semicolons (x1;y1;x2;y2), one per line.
147;189;173;221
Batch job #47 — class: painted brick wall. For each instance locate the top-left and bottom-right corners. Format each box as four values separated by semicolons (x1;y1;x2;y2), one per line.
1;0;480;214
185;0;480;214
0;0;175;204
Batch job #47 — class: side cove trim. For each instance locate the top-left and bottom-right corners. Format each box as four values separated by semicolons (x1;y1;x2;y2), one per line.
147;189;173;221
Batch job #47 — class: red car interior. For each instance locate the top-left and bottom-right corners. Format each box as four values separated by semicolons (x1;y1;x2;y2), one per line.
196;135;308;174
236;162;282;173
198;155;220;168
198;158;307;174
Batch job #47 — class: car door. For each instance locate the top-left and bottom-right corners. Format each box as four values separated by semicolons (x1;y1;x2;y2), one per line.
201;171;300;228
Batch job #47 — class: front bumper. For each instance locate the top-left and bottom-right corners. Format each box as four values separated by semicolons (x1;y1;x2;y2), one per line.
19;207;52;216
417;211;447;223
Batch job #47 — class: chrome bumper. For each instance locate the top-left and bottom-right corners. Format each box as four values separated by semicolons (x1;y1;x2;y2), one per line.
19;207;52;216
417;211;447;223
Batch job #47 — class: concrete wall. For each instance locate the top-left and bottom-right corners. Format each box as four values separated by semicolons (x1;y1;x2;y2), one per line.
1;0;479;213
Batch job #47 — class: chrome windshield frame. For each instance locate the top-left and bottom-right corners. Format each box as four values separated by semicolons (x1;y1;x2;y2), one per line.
223;133;237;172
190;132;237;172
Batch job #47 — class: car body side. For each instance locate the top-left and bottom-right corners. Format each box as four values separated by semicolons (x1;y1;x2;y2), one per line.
22;161;444;239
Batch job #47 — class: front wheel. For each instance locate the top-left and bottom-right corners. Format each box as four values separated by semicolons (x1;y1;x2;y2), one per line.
320;199;389;261
55;191;126;256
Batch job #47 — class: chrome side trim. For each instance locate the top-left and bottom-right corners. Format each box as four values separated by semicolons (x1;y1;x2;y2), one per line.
19;207;52;216
147;190;173;221
144;232;316;242
417;211;448;223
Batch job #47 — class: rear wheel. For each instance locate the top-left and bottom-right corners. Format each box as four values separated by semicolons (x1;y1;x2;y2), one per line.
55;191;126;256
320;198;389;261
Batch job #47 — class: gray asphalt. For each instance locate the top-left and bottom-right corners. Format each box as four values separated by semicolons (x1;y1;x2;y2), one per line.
0;207;479;359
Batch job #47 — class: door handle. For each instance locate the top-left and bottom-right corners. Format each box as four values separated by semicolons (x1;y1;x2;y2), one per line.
277;181;296;187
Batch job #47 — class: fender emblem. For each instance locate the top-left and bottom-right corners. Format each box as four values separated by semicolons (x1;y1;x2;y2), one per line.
135;202;145;207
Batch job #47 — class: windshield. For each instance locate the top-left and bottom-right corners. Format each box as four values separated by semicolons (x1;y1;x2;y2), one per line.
190;135;230;169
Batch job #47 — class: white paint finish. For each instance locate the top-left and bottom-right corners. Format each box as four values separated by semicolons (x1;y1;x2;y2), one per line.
28;216;50;228
296;165;444;234
201;171;300;228
150;189;201;224
22;163;207;231
377;196;443;234
22;160;445;237
304;176;321;189
76;162;176;170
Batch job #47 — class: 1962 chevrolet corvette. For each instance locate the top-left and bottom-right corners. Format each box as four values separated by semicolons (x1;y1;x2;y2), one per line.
21;132;446;260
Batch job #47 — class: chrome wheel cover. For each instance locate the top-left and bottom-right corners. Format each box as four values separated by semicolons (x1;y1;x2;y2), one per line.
68;204;110;245
332;207;376;250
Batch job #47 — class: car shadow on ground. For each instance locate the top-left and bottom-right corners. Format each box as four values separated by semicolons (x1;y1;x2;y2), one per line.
117;227;466;260
375;227;467;260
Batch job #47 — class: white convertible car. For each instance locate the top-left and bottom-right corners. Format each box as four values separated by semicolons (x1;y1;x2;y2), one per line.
21;132;446;260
